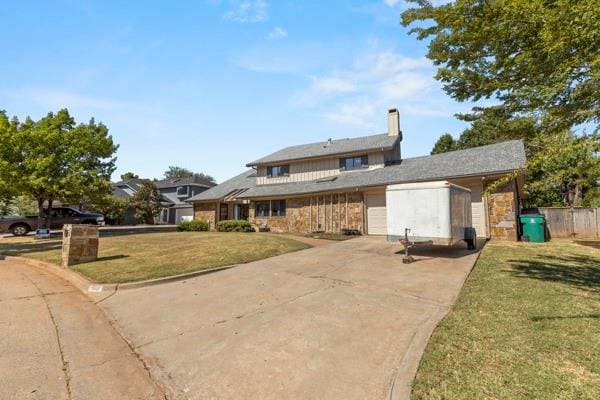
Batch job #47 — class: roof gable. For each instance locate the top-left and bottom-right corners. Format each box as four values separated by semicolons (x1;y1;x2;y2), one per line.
246;133;399;166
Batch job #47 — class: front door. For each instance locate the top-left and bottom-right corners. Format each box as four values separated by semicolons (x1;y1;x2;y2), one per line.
219;204;229;221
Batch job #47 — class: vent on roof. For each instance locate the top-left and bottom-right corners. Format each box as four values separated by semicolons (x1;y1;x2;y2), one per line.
316;176;337;183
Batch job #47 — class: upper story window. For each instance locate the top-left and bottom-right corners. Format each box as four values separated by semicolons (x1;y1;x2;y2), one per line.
176;186;189;196
267;165;290;177
339;155;368;171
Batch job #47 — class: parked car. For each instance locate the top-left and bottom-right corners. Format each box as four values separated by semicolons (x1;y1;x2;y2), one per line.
0;207;105;236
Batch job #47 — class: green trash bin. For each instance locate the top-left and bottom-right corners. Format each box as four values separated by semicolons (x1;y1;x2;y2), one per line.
520;214;546;242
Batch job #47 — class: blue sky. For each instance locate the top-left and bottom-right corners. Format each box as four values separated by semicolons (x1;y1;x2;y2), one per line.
0;0;470;183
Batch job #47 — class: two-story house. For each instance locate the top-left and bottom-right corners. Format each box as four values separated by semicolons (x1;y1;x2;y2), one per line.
113;175;215;225
154;176;216;224
188;109;526;240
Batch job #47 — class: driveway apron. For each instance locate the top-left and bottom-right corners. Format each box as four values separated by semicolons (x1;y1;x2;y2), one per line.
99;236;479;400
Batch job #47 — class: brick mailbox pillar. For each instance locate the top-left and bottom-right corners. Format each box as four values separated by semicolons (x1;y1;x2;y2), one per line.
62;224;99;267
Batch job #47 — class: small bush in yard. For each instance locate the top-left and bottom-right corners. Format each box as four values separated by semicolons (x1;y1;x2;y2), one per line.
216;220;254;232
178;220;209;231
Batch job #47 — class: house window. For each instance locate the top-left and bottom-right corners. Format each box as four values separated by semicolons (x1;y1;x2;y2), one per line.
219;203;229;220
339;155;369;171
176;186;189;196
267;165;289;177
255;201;270;217
271;200;286;217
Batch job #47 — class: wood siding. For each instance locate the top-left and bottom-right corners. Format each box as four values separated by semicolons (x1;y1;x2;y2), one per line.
256;152;385;185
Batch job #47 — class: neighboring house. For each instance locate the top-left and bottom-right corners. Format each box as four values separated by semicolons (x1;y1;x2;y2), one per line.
112;178;144;225
154;176;215;224
187;109;527;240
112;176;215;224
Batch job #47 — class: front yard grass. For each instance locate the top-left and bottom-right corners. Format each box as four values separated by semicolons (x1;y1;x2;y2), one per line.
412;240;600;399
0;232;311;283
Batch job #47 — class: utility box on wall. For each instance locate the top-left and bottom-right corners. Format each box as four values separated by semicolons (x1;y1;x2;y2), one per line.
62;224;99;266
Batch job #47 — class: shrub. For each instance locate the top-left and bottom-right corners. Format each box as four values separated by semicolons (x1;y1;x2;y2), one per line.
178;220;209;232
216;219;254;232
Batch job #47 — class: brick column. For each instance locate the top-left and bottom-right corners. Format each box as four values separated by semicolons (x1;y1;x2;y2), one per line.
487;181;519;241
62;224;99;266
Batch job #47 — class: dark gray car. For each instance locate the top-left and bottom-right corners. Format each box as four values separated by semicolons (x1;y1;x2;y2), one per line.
0;207;105;236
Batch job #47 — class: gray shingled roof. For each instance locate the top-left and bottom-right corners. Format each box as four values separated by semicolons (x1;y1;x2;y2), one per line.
188;140;526;202
187;170;257;202
154;175;215;189
246;133;399;166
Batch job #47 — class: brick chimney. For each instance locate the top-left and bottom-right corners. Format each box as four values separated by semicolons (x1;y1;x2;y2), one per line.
387;108;401;138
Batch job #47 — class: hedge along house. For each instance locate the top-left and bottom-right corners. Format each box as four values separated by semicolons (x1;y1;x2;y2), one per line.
188;109;527;240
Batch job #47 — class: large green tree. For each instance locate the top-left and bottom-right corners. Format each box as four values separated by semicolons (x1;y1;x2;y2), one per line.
403;0;600;206
0;109;118;227
130;181;162;224
164;166;215;184
430;133;457;154
402;0;600;131
120;172;139;181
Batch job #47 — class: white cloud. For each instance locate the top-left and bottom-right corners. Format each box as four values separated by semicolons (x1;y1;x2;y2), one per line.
291;50;466;127
312;76;357;95
268;26;287;40
224;0;268;23
383;0;401;6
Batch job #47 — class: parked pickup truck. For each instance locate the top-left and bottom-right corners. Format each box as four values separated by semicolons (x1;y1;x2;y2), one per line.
0;207;105;236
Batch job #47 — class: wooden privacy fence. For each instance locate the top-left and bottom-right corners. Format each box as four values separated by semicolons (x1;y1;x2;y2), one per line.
537;207;599;238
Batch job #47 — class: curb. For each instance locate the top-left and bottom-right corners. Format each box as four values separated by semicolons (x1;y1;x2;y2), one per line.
1;254;237;295
114;265;236;290
0;255;172;398
3;255;97;294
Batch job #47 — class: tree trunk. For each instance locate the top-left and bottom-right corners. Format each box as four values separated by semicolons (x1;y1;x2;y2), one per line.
573;184;583;207
37;197;45;229
46;198;54;230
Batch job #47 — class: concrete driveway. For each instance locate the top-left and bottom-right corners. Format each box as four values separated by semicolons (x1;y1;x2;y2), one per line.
100;236;480;400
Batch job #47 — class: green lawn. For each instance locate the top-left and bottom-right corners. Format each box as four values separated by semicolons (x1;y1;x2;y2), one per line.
0;232;311;283
412;240;600;399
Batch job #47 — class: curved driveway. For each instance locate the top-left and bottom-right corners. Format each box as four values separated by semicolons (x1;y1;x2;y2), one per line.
0;257;165;400
100;236;479;400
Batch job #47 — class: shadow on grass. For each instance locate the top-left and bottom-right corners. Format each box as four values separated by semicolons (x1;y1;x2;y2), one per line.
0;240;62;255
530;313;600;321
507;254;600;292
94;254;129;262
99;226;178;238
575;240;600;249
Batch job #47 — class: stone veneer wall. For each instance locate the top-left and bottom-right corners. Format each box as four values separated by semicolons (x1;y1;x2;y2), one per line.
249;192;364;234
194;202;217;230
487;180;519;241
62;224;99;266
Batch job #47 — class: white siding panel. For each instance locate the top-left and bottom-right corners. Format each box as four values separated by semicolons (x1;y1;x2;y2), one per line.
466;183;487;238
256;152;386;185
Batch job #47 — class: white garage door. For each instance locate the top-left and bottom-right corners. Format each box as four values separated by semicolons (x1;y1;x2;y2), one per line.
467;184;488;238
175;207;194;223
366;192;387;235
